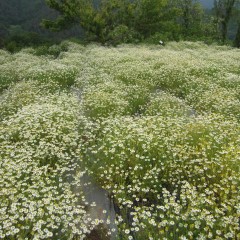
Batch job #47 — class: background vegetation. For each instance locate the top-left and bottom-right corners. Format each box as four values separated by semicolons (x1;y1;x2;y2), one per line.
0;0;240;51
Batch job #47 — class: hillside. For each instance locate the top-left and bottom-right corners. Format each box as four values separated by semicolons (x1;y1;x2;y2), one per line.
0;41;239;239
0;0;214;36
0;0;82;40
1;0;239;49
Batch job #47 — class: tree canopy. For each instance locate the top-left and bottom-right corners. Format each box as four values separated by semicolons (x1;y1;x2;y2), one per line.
214;0;238;42
0;0;239;47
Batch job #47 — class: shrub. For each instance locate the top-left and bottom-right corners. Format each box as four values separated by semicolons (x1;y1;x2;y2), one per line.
34;43;68;58
107;25;140;46
82;81;130;118
5;41;19;53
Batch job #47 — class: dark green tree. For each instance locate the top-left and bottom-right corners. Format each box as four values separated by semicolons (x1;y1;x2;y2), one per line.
132;0;171;38
42;0;136;43
235;23;240;47
42;0;232;44
82;0;136;43
42;0;88;31
233;1;240;47
177;0;204;37
214;0;237;43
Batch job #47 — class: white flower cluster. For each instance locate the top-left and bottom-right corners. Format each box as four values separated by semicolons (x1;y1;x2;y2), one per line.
83;115;240;239
0;41;239;239
0;92;97;239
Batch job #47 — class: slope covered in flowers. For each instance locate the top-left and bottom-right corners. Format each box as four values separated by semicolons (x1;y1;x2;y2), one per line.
0;42;239;240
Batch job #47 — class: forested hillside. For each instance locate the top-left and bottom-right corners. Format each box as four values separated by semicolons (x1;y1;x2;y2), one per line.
0;0;83;49
0;0;239;50
0;0;215;34
0;0;51;35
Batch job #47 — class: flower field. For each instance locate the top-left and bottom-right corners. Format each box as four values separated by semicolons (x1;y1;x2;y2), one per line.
0;42;239;240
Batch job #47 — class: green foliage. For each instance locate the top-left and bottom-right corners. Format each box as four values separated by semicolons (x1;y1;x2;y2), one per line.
144;31;179;44
34;42;69;57
4;27;48;53
213;0;238;43
0;66;18;93
233;3;240;47
235;23;240;47
42;0;92;31
133;0;169;37
107;25;140;45
176;0;205;37
5;41;18;53
41;0;239;46
82;0;137;43
1;0;240;47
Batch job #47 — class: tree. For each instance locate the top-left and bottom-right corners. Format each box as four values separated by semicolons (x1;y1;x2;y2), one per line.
235;23;240;47
177;0;204;38
82;0;136;42
42;0;136;43
42;0;89;31
233;1;240;47
214;0;237;43
132;0;170;37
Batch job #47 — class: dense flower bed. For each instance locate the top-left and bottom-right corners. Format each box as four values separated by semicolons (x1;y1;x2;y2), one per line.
0;41;239;239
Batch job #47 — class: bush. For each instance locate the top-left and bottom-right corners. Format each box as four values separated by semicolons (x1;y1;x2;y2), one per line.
25;62;78;88
82;81;130;118
0;65;18;92
0;37;4;48
34;45;50;56
107;25;140;46
4;30;51;53
34;43;69;58
5;41;19;53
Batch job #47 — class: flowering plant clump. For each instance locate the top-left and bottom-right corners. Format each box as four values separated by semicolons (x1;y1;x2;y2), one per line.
82;115;240;239
0;80;55;121
0;41;240;239
0;94;98;239
24;62;78;88
144;91;192;117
